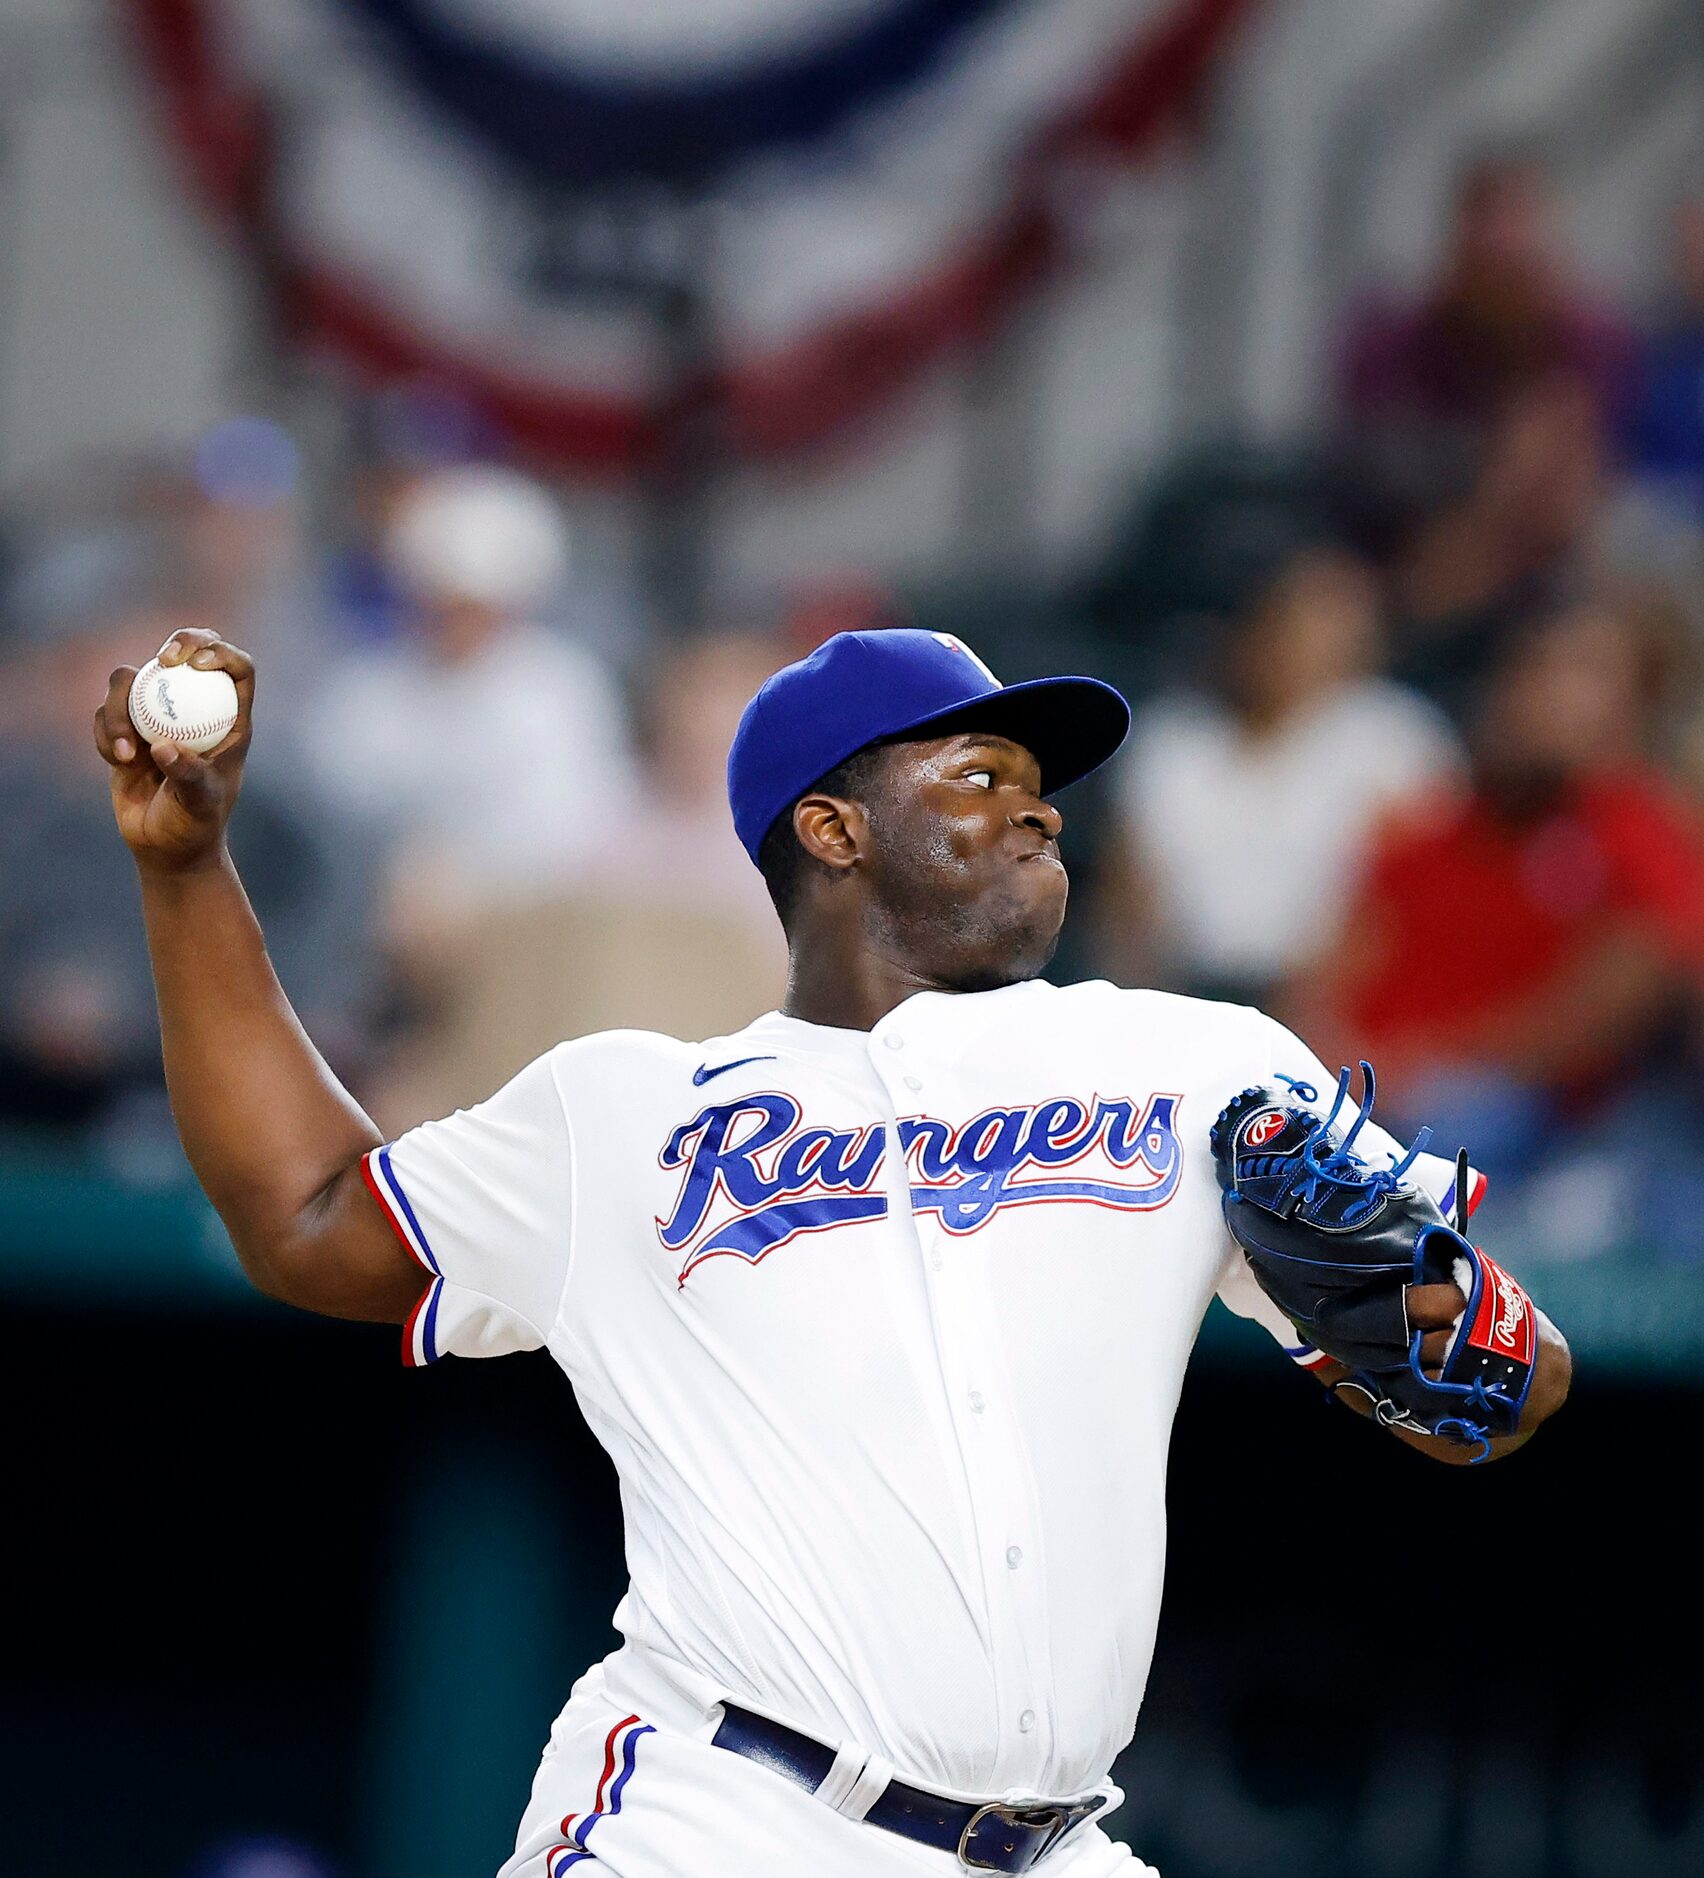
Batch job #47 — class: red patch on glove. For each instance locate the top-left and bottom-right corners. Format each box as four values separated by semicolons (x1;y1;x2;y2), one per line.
1465;1251;1536;1366
1242;1109;1288;1149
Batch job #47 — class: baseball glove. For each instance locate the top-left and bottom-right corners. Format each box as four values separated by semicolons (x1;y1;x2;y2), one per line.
1209;1063;1537;1461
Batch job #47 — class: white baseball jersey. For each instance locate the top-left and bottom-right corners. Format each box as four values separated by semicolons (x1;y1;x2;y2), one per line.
363;979;1476;1863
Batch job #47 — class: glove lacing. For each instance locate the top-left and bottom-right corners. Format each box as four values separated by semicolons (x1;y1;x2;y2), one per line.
1240;1069;1516;1464
1262;1062;1435;1226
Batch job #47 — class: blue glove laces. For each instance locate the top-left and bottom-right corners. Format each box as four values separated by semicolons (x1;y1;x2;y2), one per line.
1271;1061;1433;1224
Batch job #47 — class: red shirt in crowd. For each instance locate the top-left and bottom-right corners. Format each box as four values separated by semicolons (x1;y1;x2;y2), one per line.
1338;291;1635;440
1335;770;1704;1089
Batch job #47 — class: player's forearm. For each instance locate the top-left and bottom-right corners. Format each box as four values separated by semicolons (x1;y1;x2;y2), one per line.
1316;1306;1572;1465
138;845;383;1293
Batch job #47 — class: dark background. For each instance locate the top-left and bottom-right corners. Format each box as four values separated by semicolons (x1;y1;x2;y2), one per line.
10;1300;1692;1877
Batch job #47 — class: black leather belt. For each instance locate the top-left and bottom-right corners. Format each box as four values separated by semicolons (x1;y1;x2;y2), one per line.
712;1702;1107;1872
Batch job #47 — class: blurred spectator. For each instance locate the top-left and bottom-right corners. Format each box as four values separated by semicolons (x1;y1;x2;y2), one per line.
1306;598;1704;1168
162;417;341;722
323;382;498;650
578;626;789;935
1390;373;1608;716
300;465;638;950
1098;546;1461;1007
781;573;901;653
1623;191;1704;523
1615;577;1704;773
0;541;378;1136
394;629;790;1118
1337;153;1634;544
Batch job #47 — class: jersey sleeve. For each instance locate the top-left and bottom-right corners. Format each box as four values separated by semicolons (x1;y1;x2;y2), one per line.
1213;1011;1486;1372
362;1049;575;1367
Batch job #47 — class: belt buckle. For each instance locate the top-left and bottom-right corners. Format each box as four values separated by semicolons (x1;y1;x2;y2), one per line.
957;1800;1070;1873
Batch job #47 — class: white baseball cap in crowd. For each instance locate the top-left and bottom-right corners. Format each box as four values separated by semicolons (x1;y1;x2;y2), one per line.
387;465;570;614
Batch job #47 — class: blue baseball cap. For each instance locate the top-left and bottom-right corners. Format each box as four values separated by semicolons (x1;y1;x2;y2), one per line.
727;628;1131;865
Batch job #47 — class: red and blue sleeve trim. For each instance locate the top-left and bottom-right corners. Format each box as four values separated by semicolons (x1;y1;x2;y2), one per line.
545;1713;655;1872
362;1145;444;1367
1462;1169;1488;1220
399;1274;443;1368
362;1145;441;1274
1438;1165;1488;1225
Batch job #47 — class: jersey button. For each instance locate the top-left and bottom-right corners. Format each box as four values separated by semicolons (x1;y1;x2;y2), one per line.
1018;1709;1036;1733
903;1075;922;1092
968;1390;986;1413
883;1034;905;1050
1006;1545;1023;1570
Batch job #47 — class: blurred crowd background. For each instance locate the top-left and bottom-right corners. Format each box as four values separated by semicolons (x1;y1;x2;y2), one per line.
3;1;1701;1874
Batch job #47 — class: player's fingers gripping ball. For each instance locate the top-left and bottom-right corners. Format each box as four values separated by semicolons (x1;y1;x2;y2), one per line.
1209;1063;1537;1460
128;656;240;755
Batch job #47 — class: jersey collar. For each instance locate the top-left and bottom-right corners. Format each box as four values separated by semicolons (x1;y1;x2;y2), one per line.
737;980;1056;1060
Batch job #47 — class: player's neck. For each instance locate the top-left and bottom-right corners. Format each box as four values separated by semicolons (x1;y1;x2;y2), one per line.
781;935;958;1033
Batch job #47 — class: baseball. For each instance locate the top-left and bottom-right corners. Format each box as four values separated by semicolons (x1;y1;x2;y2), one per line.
128;657;240;755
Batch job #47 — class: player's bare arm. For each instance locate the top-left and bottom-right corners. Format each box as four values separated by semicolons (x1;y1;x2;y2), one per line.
1315;1293;1572;1465
93;629;418;1322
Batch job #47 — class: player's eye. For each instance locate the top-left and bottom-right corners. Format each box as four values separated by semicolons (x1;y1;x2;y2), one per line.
962;769;994;789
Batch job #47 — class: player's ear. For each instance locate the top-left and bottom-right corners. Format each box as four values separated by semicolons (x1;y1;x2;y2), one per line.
793;792;866;872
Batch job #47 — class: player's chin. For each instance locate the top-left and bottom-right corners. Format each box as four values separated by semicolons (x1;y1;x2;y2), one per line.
955;872;1066;989
1013;851;1069;925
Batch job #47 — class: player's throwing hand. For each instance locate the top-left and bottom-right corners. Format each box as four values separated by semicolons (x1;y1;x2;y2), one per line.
93;629;255;869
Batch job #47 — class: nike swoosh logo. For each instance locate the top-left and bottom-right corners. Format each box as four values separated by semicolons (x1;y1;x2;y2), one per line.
692;1055;778;1086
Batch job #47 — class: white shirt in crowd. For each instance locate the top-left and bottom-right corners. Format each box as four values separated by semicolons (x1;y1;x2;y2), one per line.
1118;680;1462;986
363;979;1471;1808
303;620;637;903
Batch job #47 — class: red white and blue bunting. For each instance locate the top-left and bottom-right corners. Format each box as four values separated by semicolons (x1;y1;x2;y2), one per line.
335;0;1003;185
125;0;1254;476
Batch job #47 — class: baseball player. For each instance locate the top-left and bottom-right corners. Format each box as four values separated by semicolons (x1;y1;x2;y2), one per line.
96;626;1570;1877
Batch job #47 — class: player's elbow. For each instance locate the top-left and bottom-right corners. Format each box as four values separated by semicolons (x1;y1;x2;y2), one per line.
228;1226;322;1312
231;1225;418;1323
222;1168;422;1324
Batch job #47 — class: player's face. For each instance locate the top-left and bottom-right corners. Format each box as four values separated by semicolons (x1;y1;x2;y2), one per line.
862;732;1067;989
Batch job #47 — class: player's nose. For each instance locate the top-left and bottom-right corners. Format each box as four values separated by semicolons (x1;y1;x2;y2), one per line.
1015;796;1063;842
